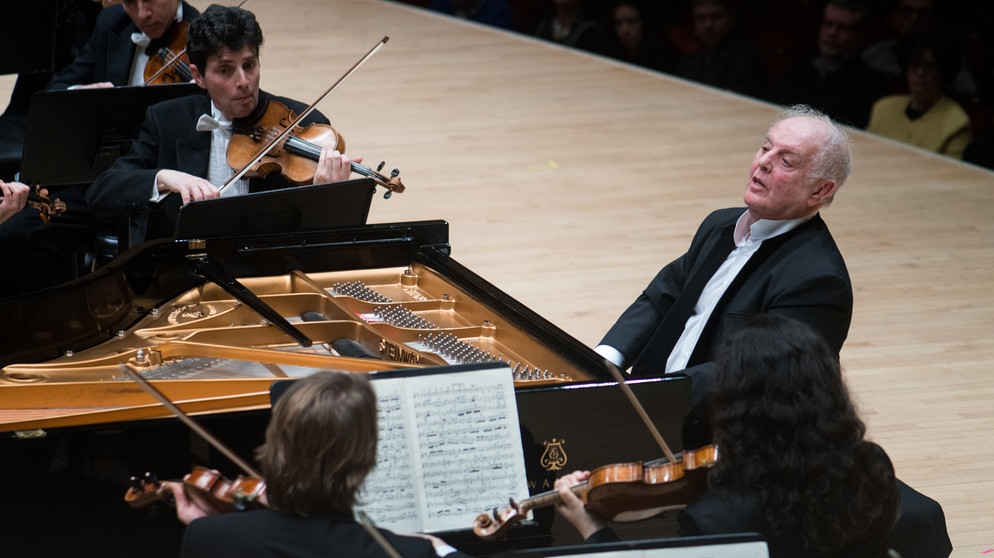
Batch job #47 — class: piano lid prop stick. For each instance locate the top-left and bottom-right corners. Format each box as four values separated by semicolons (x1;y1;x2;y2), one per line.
602;359;678;464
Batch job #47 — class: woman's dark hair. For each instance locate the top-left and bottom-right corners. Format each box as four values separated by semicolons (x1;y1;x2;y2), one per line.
898;31;962;89
256;371;378;517
187;4;264;71
708;314;896;555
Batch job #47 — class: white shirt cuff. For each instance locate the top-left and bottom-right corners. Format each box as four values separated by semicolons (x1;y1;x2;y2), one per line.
434;543;459;556
594;345;625;369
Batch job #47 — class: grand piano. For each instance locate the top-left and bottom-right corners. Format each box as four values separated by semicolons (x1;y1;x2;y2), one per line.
0;207;693;556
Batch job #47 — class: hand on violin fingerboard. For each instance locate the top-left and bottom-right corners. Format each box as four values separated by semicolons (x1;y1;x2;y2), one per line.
314;149;362;185
163;481;217;525
156;170;221;204
554;471;608;540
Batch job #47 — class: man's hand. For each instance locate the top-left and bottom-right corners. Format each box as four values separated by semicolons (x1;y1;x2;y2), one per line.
554;470;608;540
0;180;31;224
155;170;221;204
162;480;216;525
72;82;115;89
314;149;361;185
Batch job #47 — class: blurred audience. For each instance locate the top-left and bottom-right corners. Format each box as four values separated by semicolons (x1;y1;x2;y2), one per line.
768;0;889;128
533;0;602;53
863;0;977;97
675;0;765;97
867;32;973;159
963;71;994;170
598;0;677;72
428;0;516;31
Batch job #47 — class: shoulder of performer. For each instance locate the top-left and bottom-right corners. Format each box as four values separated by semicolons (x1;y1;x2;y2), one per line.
181;1;201;21
266;92;331;126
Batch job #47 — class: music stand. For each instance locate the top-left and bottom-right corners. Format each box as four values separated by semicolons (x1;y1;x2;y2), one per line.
18;83;204;186
173;178;377;240
503;534;768;557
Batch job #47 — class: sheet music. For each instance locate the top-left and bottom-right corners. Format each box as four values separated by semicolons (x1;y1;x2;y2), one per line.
355;365;529;533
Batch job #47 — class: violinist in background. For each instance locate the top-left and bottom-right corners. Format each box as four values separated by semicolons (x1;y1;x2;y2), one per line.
555;314;902;558
0;0;200;294
163;371;470;558
0;4;359;296
0;180;30;225
85;3;358;245
46;0;200;90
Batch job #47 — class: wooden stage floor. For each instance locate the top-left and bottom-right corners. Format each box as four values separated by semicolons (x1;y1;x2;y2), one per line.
2;1;992;554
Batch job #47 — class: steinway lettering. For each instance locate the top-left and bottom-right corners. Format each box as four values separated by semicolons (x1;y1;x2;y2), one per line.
379;338;424;363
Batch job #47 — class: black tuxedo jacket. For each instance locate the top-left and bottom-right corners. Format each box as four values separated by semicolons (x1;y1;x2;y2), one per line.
46;2;200;90
601;207;852;375
86;91;330;243
181;509;471;558
599;208;852;445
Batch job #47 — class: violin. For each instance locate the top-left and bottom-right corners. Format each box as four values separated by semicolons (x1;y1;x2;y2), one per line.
226;99;405;197
473;444;718;540
473;359;719;540
0;184;66;224
125;466;267;514
143;21;193;86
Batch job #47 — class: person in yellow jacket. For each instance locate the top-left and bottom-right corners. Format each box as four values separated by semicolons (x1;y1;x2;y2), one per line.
867;32;972;159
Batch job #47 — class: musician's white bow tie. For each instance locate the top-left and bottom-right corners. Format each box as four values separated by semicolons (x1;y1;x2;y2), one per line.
196;114;232;132
131;32;151;48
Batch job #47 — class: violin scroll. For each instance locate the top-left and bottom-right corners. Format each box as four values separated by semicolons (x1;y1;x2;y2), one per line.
473;498;528;540
0;183;67;224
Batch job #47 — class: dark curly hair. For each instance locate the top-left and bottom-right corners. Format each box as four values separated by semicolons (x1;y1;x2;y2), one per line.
186;4;264;72
708;314;896;555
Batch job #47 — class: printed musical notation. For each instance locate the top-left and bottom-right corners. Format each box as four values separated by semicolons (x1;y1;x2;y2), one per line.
354;365;529;533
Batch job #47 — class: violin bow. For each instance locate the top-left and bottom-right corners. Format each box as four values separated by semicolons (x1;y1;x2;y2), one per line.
356;510;404;558
119;364;264;479
219;36;389;194
602;359;679;464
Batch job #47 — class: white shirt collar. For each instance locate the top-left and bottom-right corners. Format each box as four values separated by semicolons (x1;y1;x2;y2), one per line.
734;210;814;245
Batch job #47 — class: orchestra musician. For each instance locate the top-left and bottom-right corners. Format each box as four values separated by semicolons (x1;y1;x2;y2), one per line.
594;105;854;440
556;314;902;558
584;106;951;556
0;4;359;295
46;0;200;90
162;371;470;558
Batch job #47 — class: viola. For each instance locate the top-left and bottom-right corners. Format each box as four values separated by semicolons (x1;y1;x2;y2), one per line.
125;466;267;514
472;444;718;540
143;21;193;86
0;185;66;224
226;98;405;197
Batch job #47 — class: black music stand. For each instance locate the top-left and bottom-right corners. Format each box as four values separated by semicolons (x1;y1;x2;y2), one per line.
502;534;768;557
18;83;204;186
173;178;376;240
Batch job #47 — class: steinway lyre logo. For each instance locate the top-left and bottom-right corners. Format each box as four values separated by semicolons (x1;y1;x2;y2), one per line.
540;438;568;471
